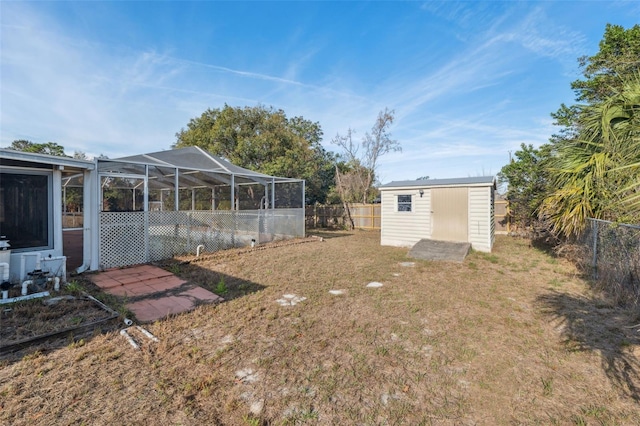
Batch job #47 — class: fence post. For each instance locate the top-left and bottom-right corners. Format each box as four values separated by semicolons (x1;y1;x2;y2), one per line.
314;203;318;228
591;219;598;280
370;204;374;230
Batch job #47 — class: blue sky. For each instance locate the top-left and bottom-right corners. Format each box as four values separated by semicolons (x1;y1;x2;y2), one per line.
1;1;638;184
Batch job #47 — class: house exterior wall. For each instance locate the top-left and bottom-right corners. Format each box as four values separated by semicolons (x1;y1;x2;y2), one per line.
3;167;73;281
468;186;493;252
0;150;97;282
381;188;431;247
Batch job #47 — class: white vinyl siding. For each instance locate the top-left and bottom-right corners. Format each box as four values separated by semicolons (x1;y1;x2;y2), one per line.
468;186;492;252
381;189;430;247
380;178;495;252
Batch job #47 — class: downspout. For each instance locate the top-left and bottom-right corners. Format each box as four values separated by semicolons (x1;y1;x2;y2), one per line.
77;162;98;274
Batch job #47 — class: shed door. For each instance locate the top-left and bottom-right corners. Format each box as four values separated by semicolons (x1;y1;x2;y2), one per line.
431;187;468;242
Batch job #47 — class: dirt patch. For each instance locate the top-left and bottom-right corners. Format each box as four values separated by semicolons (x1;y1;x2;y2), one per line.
1;296;115;346
1;231;639;425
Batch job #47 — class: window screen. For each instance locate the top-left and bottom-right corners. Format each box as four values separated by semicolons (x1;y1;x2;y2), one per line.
397;194;412;212
101;176;145;212
0;172;51;249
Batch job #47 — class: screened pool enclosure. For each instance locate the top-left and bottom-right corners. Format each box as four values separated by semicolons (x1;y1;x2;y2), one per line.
97;147;305;269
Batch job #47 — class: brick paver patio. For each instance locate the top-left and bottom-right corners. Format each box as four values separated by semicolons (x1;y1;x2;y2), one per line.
91;265;223;322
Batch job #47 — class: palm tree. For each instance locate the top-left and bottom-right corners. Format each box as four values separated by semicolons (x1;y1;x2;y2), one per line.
541;74;640;236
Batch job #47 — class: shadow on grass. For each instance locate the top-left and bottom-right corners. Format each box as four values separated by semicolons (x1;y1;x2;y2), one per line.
305;229;353;239
155;259;266;302
530;236;559;257
538;291;640;401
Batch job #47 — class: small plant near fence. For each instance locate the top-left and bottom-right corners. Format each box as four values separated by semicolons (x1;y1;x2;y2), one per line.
215;277;228;295
579;218;640;307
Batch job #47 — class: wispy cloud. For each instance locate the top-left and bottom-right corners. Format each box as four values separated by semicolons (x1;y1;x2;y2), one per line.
1;1;633;183
509;7;586;65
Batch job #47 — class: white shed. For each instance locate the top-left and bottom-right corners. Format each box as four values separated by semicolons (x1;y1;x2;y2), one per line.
379;176;496;252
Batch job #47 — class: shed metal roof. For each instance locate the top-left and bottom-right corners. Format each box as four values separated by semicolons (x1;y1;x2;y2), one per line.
379;176;495;189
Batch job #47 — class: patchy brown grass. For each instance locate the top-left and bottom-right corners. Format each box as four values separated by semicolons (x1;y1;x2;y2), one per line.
1;231;639;425
1;296;115;347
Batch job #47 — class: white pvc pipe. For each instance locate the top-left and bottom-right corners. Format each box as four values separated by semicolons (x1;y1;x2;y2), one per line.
120;329;140;350
196;244;205;257
47;276;61;291
0;291;50;305
21;280;33;296
2;290;8;300
136;326;159;342
0;262;9;282
20;252;42;280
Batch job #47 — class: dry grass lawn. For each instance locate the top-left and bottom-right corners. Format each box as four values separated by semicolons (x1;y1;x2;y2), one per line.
1;231;640;425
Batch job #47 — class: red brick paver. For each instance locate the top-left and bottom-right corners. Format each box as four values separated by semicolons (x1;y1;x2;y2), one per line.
89;265;223;323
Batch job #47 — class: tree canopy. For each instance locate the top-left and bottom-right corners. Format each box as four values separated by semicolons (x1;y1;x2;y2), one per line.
497;144;551;231
572;24;640;104
332;108;400;205
332;108;400;228
5;140;67;156
4;140;90;160
541;73;640;235
501;24;640;238
174;104;336;204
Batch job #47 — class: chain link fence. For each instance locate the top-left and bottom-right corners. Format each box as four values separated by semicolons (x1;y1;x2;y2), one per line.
578;218;640;306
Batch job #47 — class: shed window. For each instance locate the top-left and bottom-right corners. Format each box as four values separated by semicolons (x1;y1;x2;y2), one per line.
397;194;412;212
0;171;52;249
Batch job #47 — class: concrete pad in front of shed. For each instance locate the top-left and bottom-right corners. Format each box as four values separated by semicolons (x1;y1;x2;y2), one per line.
408;239;471;262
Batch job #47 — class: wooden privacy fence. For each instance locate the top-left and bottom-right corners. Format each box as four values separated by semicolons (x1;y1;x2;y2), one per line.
306;203;381;230
494;199;509;234
307;201;510;232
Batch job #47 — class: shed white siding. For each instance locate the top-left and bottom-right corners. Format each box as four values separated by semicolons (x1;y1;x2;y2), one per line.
379;176;495;253
381;189;431;247
468;186;493;252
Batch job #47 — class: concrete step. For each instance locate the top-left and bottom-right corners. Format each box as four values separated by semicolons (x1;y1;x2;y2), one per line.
408;239;471;262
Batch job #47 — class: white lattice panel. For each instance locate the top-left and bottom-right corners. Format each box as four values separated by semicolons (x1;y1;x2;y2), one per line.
99;209;305;268
99;212;146;269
